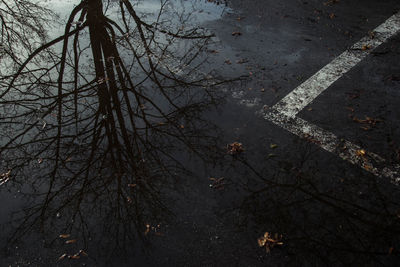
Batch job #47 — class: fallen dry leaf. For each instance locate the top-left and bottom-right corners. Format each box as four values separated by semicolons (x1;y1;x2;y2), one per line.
145;224;150;235
209;177;225;190
270;144;278;149
227;142;244;155
58;253;68;261
69;255;80;259
363;163;372;171
356;149;366;157
59;234;71;239
258;232;283;253
79;250;88;256
362;44;372;50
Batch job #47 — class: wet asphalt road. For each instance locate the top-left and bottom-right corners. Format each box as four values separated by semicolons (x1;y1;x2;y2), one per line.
1;0;400;266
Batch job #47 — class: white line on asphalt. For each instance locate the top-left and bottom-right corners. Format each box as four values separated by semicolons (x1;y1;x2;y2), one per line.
265;111;400;184
270;12;400;118
262;11;400;183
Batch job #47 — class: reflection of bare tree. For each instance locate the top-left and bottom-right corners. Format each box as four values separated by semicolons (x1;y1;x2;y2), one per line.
0;0;54;66
231;147;400;266
0;0;223;263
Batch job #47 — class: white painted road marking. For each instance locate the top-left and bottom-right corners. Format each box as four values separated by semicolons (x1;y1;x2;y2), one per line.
263;11;400;183
271;12;400;118
265;112;400;184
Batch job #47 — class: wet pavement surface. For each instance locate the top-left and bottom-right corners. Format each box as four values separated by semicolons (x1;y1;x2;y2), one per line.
1;0;400;266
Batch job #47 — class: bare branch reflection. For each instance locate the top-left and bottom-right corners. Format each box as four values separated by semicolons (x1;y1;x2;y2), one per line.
229;141;400;265
0;0;225;263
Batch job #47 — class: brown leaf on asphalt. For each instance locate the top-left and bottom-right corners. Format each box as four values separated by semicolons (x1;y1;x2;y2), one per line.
368;31;376;39
258;232;283;253
65;239;77;244
145;224;150;235
362;44;372;50
231;31;242;36
69;255;80;259
79;250;88;256
209;177;225;190
363;163;372;171
59;234;71;239
58;253;68;261
227;142;244;155
352;116;381;128
270;144;278;149
356;149;366;157
58;250;88;261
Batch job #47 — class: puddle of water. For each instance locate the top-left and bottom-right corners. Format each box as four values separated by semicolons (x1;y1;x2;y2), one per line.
46;0;229;29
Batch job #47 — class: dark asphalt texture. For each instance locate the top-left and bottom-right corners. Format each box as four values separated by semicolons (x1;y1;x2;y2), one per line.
1;0;400;266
